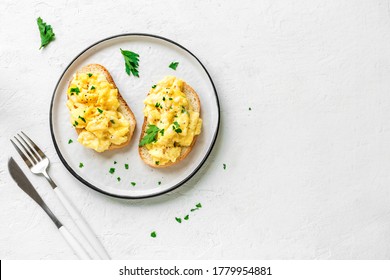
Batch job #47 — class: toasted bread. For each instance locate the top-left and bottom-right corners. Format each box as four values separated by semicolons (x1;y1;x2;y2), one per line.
68;64;136;151
139;82;201;168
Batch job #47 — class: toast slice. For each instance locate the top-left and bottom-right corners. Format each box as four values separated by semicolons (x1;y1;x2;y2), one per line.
139;82;201;168
68;64;136;151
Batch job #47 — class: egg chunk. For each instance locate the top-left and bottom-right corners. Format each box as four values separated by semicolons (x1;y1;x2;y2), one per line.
66;72;130;152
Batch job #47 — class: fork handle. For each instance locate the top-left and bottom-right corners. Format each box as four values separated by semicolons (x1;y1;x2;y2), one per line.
59;226;91;260
54;187;110;260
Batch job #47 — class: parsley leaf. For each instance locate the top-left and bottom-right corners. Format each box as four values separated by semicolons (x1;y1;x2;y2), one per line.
175;217;182;223
160;129;164;136
173;121;182;133
158;181;161;185
120;48;140;77
169;62;179;70
131;182;136;186
68;139;73;144
90;86;96;90
223;164;226;170
117;177;121;182
125;163;129;170
155;161;160;165
97;108;103;114
70;87;80;95
78;116;86;123
73;120;78;127
184;215;189;220
79;162;84;168
110;119;115;124
150;231;157;238
139;124;160;146
196;203;202;208
37;17;55;49
109;168;115;174
87;73;93;77
152;85;156;89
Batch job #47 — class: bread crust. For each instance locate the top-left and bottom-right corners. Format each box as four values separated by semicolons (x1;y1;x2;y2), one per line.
138;82;201;168
68;64;136;151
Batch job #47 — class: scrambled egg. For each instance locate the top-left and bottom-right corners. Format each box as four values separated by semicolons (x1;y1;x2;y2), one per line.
66;72;130;152
143;76;202;165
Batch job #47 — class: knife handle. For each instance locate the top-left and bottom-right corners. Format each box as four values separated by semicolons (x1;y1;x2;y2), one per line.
54;186;110;260
59;226;91;260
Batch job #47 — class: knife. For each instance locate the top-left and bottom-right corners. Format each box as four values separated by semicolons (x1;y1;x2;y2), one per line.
8;157;91;260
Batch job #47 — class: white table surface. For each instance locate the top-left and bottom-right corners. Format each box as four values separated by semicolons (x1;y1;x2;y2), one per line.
1;0;390;259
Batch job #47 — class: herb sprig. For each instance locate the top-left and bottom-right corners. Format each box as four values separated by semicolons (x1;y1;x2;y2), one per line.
37;17;55;49
120;48;140;77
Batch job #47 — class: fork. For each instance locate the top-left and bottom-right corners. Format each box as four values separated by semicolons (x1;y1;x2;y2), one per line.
11;131;110;260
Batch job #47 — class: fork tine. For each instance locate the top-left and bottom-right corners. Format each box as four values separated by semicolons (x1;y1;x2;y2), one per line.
20;131;46;159
17;134;42;162
13;136;38;164
17;133;42;162
10;139;34;168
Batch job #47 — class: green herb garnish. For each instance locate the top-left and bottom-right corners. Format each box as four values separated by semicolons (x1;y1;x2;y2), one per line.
78;116;86;123
125;163;129;170
131;182;136;186
184;215;189;220
155;102;160;108
120;48;140;77
152;85;156;89
117;177;121;182
163;96;166;101
155;161;160;165
109;168;115;174
169;97;173;100
191;203;202;212
70;87;80;95
87;73;93;77
68;139;73;144
110;120;115;124
150;231;157;238
97;108;103;114
158;181;161;185
249;107;252;111
73;120;78;127
173;121;182;133
37;17;55;49
139;124;160;146
79;162;84;168
223;164;226;170
159;129;164;136
169;62;179;70
90;86;96;90
175;217;182;223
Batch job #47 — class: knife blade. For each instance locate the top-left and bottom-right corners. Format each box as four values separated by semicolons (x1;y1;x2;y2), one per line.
8;157;62;228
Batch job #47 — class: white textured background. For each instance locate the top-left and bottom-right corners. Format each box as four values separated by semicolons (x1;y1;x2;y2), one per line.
1;0;390;259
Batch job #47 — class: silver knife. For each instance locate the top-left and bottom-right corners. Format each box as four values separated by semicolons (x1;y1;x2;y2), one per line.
8;157;91;259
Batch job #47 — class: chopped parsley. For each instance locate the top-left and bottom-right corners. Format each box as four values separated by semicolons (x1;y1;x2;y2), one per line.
155;102;161;108
158;181;161;185
90;86;96;90
162;96;166;101
79;162;84;168
37;17;55;49
150;231;157;238
159;129;164;136
97;108;103;114
114;161;117;164
249;107;252;111
110;119;115;124
191;203;202;212
73;120;78;127
87;73;93;77
120;48;140;77
70;87;80;95
109;168;115;174
155;161;160;165
223;163;226;170
125;163;129;170
152;85;156;89
169;97;173;100
169;61;179;70
139;124;160;146
117;177;121;182
173;121;182;133
68;139;73;144
131;182;136;186
184;215;189;220
175;217;182;223
78;116;86;123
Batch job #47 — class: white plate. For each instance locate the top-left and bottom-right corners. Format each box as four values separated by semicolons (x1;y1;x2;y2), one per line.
50;34;220;199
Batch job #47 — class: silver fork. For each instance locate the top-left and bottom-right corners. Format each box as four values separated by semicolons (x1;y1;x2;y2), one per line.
11;131;110;260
